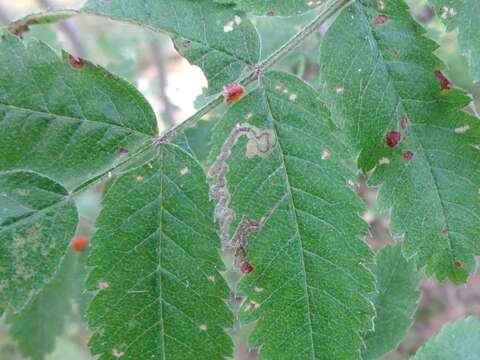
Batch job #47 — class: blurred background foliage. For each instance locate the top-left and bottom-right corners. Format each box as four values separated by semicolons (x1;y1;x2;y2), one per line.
0;0;479;359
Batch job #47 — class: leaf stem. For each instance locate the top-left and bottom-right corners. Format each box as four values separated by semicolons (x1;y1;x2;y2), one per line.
158;0;352;143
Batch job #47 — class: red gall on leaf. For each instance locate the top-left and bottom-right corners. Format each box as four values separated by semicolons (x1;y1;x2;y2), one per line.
400;115;409;129
403;151;414;161
72;234;90;252
374;14;388;25
69;55;86;70
239;261;254;274
386;131;402;148
224;83;246;105
434;70;452;90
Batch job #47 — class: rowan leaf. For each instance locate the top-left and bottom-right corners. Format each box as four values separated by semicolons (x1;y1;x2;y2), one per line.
0;33;157;190
86;144;233;360
429;0;480;81
362;244;421;360
7;252;79;360
320;0;480;282
209;71;375;359
213;0;318;16
412;317;480;359
82;0;260;95
0;170;78;316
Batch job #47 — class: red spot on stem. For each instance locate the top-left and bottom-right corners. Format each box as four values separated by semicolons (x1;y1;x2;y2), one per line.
224;83;246;105
386;131;402;148
72;234;90;252
240;261;254;274
434;70;452;90
69;55;85;70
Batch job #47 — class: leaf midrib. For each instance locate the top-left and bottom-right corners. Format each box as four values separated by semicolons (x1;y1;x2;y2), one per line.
263;87;316;360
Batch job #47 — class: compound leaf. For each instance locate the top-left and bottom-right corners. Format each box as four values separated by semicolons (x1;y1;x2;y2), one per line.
82;0;260;95
320;0;480;282
429;0;480;81
214;0;319;16
0;33;157;190
412;317;480;360
362;244;421;360
7;252;79;360
86;144;233;359
0;170;78;316
209;71;375;359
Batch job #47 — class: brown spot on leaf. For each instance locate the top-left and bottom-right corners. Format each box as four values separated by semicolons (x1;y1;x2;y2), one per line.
374;14;389;24
434;70;452;90
442;228;449;236
240;261;254;274
403;151;414;161
223;83;246;105
119;147;129;154
266;11;274;16
69;55;86;70
182;39;191;48
454;260;462;268
386;131;402;148
12;24;30;37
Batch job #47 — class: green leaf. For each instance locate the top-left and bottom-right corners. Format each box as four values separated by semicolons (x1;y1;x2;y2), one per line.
362;244;421;360
7;252;79;360
82;0;260;95
412;317;480;359
214;0;318;16
0;34;157;190
320;0;480;282
0;170;78;316
429;0;480;81
209;71;375;359
86;144;233;359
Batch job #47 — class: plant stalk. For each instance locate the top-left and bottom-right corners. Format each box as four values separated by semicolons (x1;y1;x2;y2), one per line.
158;0;352;142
